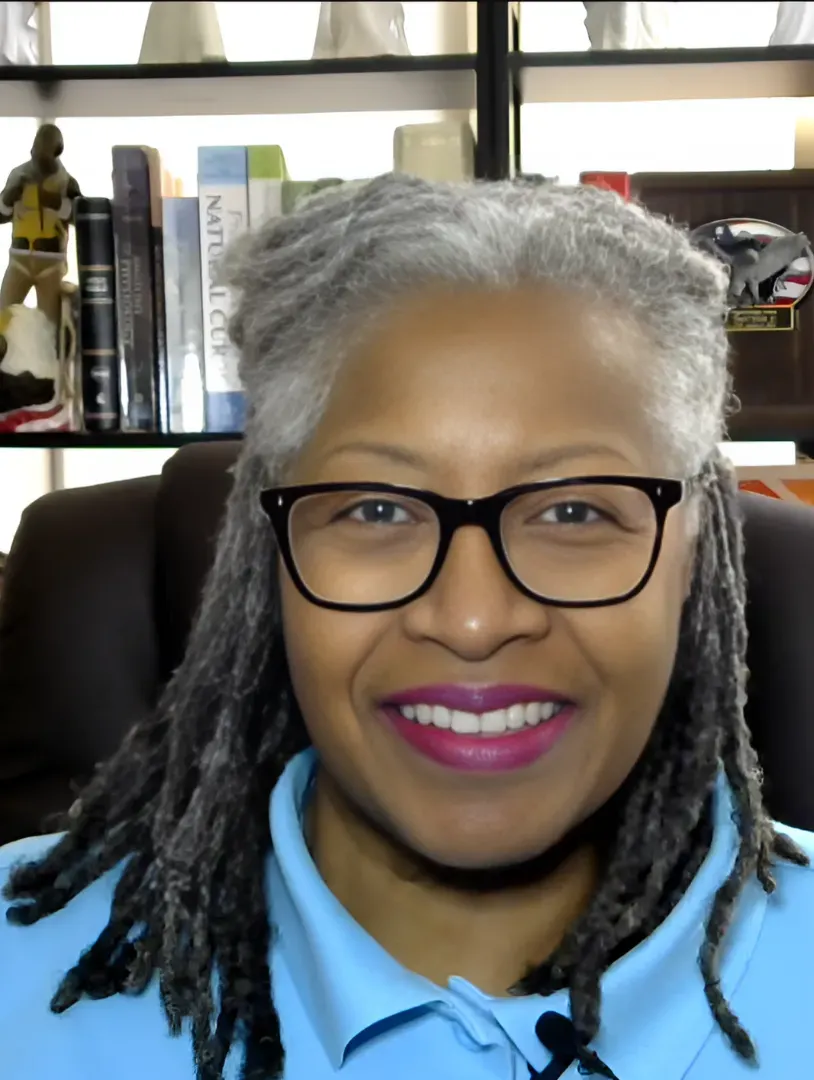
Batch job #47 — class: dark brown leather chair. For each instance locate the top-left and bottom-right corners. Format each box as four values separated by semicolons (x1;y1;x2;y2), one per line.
1;442;813;843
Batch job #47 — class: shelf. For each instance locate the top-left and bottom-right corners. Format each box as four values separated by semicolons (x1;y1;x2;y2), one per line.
0;432;242;449
0;55;476;118
515;45;814;104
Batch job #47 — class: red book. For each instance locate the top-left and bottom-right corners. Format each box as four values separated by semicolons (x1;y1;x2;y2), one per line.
580;172;631;201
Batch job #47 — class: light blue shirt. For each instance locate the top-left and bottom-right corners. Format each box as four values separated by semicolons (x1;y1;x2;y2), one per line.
1;749;813;1078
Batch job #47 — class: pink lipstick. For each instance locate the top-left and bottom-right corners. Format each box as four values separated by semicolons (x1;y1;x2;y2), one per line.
381;684;575;772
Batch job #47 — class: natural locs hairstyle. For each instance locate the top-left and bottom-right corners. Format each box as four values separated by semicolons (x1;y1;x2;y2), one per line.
4;175;809;1079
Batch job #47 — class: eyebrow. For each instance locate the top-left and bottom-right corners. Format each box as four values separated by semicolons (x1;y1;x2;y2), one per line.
327;440;633;474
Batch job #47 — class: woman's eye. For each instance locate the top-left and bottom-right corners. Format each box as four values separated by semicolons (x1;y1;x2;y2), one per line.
540;501;603;525
346;500;413;525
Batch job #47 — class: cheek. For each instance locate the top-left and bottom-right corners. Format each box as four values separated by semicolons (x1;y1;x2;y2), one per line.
570;538;690;752
279;569;385;746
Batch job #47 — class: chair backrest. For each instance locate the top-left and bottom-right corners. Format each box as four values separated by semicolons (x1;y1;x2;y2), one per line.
0;441;812;843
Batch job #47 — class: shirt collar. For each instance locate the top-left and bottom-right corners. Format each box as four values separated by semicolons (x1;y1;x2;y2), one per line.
267;751;768;1077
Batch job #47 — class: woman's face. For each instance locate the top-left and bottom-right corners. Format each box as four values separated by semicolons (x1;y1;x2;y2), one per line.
281;285;696;869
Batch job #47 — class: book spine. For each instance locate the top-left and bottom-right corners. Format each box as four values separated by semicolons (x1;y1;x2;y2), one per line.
163;197;205;433
145;148;169;432
112;146;158;431
198;146;249;433
74;197;120;432
580;172;631;200
247;145;288;230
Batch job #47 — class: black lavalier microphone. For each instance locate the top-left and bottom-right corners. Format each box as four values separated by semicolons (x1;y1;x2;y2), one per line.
528;1011;621;1080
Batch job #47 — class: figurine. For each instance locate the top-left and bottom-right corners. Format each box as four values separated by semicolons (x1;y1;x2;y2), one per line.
771;3;814;45
0;302;71;432
313;2;410;59
0;124;80;431
582;2;677;50
0;1;38;66
139;1;225;64
0;123;81;331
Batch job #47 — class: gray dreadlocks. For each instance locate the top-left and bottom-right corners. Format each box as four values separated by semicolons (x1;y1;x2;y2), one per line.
4;175;808;1079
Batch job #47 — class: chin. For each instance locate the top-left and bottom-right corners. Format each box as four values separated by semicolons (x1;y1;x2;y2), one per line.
398;818;574;877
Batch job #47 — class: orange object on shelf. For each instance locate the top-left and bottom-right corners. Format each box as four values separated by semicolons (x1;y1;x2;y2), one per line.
737;466;814;507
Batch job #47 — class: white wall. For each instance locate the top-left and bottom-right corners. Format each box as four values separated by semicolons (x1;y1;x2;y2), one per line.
0;450;51;553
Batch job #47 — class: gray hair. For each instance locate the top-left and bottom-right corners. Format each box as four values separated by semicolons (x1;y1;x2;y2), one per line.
226;173;732;481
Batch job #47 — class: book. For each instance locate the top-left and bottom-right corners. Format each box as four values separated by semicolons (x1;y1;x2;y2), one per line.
247;145;289;229
144;147;169;433
197;146;249;433
580;173;631;200
111;145;159;431
163;197;205;433
74;196;120;432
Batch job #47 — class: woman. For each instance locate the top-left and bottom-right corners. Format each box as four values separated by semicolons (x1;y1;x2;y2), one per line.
1;175;812;1079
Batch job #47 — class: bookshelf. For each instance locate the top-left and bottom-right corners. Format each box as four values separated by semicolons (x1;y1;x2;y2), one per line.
2;5;814;452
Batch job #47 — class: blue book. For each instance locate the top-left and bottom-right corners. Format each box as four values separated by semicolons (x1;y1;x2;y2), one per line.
163;197;205;433
197;146;249;433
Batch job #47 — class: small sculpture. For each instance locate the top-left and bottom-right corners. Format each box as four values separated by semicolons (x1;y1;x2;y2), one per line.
0;123;81;330
313;2;410;59
139;1;226;64
0;123;81;431
0;1;39;66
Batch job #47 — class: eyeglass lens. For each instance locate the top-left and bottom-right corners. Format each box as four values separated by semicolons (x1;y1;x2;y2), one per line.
287;484;658;607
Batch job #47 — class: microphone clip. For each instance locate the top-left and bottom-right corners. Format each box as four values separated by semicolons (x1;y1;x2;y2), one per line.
531;1011;621;1080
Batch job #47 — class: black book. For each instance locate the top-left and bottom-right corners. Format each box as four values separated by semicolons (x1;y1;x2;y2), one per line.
111;145;159;431
74;196;120;432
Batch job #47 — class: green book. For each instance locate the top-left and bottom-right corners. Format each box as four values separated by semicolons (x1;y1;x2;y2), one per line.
247;145;289;228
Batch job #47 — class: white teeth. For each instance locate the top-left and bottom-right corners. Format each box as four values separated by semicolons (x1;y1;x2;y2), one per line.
451;710;480;734
433;705;452;729
507;704;526;730
396;701;565;735
480;709;507;734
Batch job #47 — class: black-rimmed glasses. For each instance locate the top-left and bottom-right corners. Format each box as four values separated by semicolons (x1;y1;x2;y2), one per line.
259;476;688;613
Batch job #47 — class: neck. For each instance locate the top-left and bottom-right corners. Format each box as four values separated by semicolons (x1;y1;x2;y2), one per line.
307;767;600;996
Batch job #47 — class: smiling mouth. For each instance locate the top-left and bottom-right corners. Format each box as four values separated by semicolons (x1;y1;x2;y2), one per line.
378;685;577;771
393;701;566;737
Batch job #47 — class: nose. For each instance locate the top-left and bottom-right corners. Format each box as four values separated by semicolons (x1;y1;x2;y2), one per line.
400;525;552;660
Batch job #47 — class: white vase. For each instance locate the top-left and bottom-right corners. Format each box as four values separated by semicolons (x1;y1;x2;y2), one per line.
139;1;225;64
313;2;410;59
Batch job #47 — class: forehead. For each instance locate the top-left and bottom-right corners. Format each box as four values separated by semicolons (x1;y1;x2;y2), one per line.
300;284;663;483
